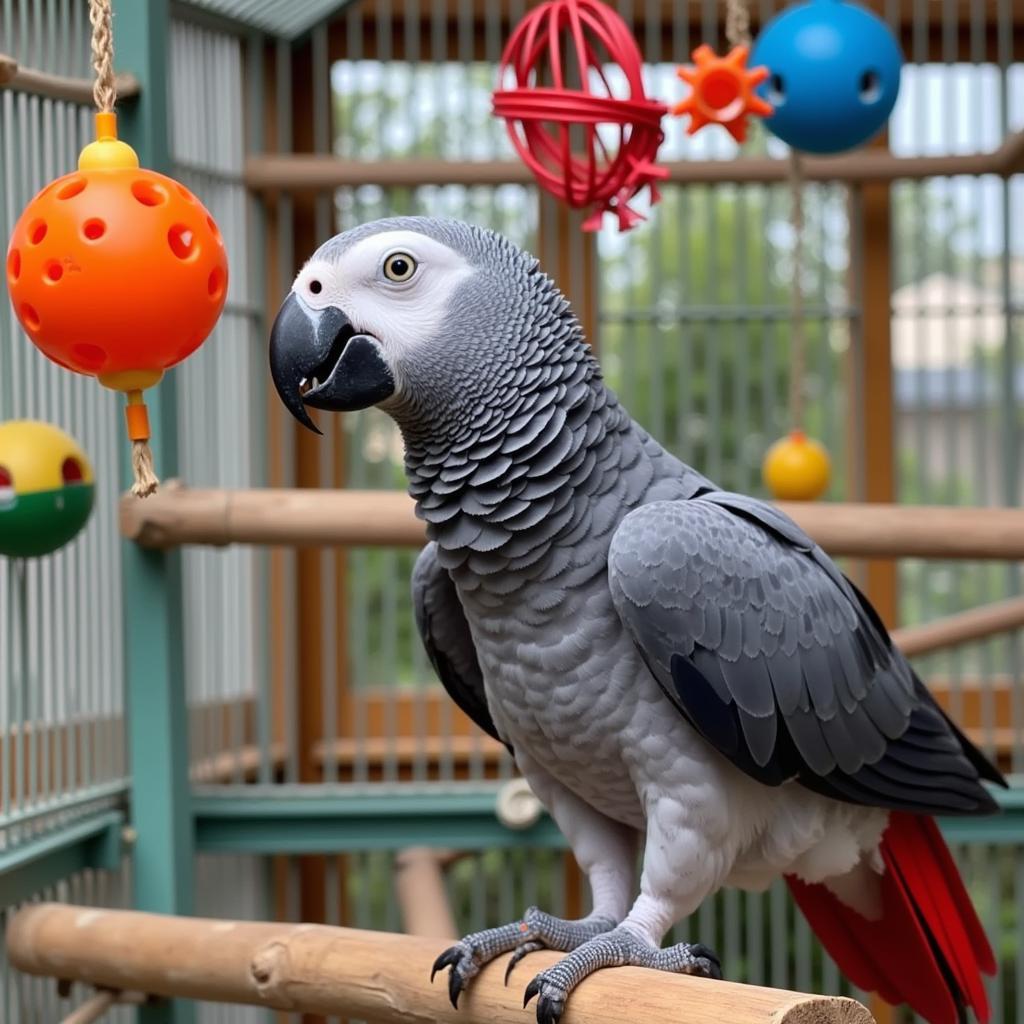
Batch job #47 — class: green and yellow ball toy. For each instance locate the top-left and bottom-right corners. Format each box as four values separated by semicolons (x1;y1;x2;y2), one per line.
0;420;95;557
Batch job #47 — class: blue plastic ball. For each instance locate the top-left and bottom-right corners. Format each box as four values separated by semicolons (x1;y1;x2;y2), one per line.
750;0;903;155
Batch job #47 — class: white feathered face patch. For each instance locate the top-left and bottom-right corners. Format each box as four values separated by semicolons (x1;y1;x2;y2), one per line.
269;228;478;431
293;230;475;383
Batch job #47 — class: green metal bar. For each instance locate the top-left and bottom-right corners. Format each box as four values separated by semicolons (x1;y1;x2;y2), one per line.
112;4;193;1023
0;810;124;907
191;783;1024;854
192;786;565;854
0;780;129;830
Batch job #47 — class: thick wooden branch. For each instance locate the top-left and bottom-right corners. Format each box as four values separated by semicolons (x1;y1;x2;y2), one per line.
0;52;140;104
120;484;1024;561
245;133;1024;193
7;903;873;1024
891;595;1024;659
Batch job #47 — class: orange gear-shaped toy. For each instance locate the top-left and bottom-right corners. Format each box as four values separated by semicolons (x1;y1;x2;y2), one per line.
673;44;772;143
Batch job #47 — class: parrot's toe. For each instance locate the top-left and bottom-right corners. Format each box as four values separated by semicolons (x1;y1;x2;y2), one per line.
672;941;723;979
504;940;545;984
523;973;567;1024
522;926;723;1024
504;907;617;983
431;914;552;1007
430;942;481;1008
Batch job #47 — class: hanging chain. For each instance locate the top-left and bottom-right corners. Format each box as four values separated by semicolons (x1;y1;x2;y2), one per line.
788;150;806;429
89;0;117;113
725;0;751;48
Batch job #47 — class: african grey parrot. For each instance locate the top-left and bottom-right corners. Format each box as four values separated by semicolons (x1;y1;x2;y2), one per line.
269;217;1003;1024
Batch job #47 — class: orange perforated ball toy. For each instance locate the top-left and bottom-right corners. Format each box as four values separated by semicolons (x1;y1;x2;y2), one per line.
6;114;227;393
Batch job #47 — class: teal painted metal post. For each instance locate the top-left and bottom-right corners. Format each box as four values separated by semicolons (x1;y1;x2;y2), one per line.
113;4;195;1023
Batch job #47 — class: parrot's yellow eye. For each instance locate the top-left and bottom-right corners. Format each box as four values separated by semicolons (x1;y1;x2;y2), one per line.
383;252;417;283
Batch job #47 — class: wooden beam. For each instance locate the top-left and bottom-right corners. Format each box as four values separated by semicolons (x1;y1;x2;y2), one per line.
121;485;1024;561
891;595;1024;659
0;52;139;104
289;41;330;990
325;1;1022;65
7;904;874;1024
393;848;459;939
244;136;1024;194
855;141;898;631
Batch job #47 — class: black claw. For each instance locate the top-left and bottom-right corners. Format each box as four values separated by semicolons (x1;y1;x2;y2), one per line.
690;943;719;965
448;967;464;1009
523;977;541;1007
537;992;564;1024
430;946;460;983
690;943;723;979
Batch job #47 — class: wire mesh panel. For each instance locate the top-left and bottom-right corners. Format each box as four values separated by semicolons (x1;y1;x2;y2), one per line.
317;1;536;786
0;0;128;866
888;2;1024;774
231;1;1024;1018
168;16;272;786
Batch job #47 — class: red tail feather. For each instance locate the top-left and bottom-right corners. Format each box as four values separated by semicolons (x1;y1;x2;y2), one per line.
787;812;994;1024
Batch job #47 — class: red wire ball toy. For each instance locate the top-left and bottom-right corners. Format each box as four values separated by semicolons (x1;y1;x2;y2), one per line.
493;0;669;232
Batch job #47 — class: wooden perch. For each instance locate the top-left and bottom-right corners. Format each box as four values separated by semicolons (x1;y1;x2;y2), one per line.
7;903;873;1024
0;52;139;104
245;130;1024;193
892;595;1024;658
393;846;459;939
120;483;1024;560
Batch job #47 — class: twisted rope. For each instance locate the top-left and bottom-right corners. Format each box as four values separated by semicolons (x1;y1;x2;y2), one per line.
89;0;116;113
788;150;806;429
88;2;160;497
725;0;751;48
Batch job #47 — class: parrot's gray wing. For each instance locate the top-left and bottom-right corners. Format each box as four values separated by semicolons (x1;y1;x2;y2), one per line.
608;492;1002;815
413;541;507;748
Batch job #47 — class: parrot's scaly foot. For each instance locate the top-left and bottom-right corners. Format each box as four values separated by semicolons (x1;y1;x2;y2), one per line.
430;908;617;1008
504;908;618;983
523;926;722;1024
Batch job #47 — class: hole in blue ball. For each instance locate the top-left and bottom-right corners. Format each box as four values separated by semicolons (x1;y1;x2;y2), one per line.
859;70;882;104
767;73;786;107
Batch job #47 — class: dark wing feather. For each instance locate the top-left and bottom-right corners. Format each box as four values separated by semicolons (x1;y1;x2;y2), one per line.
608;493;1003;816
412;542;508;749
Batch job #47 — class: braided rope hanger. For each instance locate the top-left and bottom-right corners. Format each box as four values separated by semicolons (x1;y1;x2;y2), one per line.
724;0;806;434
88;0;160;498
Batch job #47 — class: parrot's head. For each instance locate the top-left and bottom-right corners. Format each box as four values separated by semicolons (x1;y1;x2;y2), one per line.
269;217;580;436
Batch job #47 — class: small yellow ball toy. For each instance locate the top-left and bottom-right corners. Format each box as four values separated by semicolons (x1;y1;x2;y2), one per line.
762;429;831;501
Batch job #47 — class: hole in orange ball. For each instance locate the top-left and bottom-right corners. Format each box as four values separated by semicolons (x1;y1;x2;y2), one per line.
61;457;85;483
206;215;222;241
21;303;41;330
45;260;64;283
29;220;47;245
207;266;226;301
132;180;169;207
83;219;106;241
45;350;75;372
168;224;196;260
7;249;21;283
56;177;87;200
177;184;196;203
72;343;106;371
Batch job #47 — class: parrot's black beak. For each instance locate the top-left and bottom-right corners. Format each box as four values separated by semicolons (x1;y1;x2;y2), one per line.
268;292;395;435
